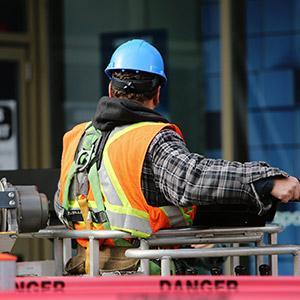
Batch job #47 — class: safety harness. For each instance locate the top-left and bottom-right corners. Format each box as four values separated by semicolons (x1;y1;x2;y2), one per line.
62;122;132;248
62;123;106;223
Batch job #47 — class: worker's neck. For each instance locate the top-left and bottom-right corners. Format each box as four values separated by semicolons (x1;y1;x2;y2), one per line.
143;99;156;110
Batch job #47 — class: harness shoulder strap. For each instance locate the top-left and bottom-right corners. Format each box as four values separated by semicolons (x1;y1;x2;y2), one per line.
63;123;102;210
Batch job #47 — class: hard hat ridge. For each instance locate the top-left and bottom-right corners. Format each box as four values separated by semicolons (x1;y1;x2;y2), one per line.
105;39;167;83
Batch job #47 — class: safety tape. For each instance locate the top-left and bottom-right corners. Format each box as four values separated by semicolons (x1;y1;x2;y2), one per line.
12;276;300;295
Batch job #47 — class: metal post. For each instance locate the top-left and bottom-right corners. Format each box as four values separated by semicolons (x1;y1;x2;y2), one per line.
228;249;235;275
293;252;300;276
53;238;63;275
161;256;171;276
228;243;241;275
269;232;278;275
140;239;150;275
256;240;264;275
63;238;72;266
232;243;240;273
223;255;232;275
89;237;99;276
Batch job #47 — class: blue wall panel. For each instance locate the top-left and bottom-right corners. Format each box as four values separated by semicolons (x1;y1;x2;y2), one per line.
294;0;300;30
200;0;300;275
247;37;263;71
204;76;220;112
249;147;295;175
292;34;300;67
293;149;300;175
218;0;300;275
205;149;222;159
202;39;220;74
294;109;300;143
247;73;262;108
259;70;294;107
263;36;293;69
249;111;295;145
248;111;265;146
201;3;219;37
246;0;263;34
263;0;293;33
248;70;294;108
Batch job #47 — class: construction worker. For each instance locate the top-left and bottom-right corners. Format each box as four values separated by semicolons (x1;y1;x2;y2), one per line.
55;39;300;275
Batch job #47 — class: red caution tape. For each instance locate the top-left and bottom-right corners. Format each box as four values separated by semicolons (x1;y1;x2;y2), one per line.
0;276;297;299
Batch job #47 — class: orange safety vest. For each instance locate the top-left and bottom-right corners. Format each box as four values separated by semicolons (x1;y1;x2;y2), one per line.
59;121;196;247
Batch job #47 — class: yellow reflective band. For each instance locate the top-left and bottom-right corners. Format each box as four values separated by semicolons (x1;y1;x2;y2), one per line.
110;225;150;239
102;153;129;207
160;207;167;216
100;182;149;221
69;199;98;210
103;152;149;219
74;221;105;228
107;122;165;146
69;199;101;217
75;221;85;227
105;200;149;220
160;206;193;227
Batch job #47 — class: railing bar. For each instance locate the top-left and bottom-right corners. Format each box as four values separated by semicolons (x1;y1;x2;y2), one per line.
125;245;300;259
269;232;278;276
151;224;283;237
63;238;72;267
89;237;99;276
161;256;171;276
256;240;264;275
53;238;63;276
27;230;132;239
140;240;150;275
147;235;263;246
293;252;300;276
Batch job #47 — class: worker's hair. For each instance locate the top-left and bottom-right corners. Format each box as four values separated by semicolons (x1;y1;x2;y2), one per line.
110;71;160;103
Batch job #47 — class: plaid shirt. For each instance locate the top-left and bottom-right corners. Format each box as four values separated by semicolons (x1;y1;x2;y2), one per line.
55;126;288;221
141;129;287;207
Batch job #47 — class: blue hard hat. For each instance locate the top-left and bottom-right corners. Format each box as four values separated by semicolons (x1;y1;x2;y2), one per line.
105;39;167;83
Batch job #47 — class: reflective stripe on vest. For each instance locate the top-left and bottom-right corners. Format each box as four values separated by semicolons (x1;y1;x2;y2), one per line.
99;122;195;238
160;206;189;227
106;210;153;237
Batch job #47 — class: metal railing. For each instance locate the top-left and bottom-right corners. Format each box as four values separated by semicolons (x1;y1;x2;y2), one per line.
139;224;283;275
19;224;288;276
125;245;300;276
21;228;132;276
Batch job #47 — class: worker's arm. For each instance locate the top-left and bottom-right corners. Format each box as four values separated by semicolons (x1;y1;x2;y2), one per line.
148;129;299;208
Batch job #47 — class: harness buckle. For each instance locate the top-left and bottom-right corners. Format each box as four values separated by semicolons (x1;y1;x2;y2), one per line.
76;143;96;172
92;211;109;224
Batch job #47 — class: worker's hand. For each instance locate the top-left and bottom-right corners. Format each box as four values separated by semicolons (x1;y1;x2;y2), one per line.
271;176;300;203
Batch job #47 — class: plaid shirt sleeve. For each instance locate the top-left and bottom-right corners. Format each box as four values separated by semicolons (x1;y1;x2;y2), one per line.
146;129;288;207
